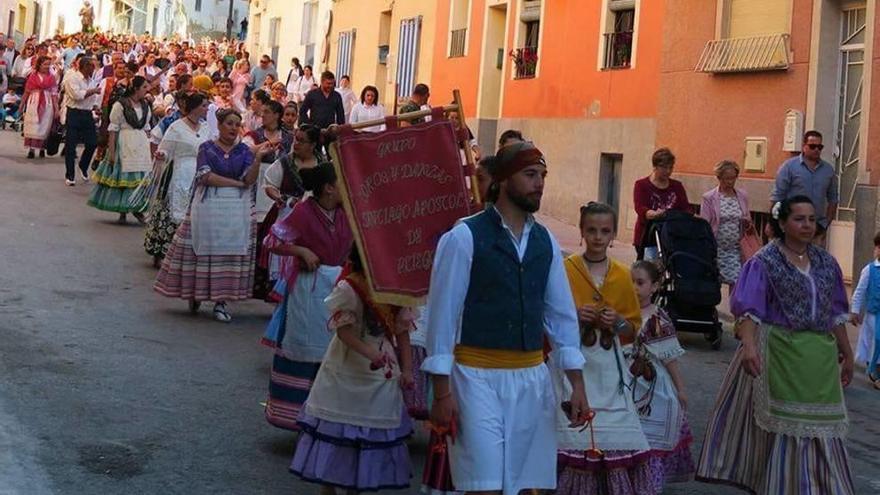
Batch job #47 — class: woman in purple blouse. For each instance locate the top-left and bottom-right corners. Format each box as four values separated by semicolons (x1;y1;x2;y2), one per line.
154;108;278;322
696;196;855;494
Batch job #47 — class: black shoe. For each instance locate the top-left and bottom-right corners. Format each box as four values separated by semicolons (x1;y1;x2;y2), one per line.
38;149;45;158
26;149;34;159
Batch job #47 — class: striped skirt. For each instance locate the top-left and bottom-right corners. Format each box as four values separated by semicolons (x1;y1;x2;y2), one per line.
153;211;257;302
266;352;320;431
696;344;855;494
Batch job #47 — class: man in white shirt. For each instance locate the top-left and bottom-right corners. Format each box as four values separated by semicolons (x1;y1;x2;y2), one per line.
63;56;102;186
1;39;16;75
423;141;591;494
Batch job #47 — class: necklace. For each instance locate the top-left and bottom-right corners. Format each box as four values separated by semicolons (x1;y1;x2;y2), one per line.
185;116;201;137
217;138;236;158
583;254;608;264
782;242;808;261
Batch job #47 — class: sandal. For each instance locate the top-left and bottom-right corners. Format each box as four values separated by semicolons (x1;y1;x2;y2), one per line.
188;299;201;314
213;302;232;323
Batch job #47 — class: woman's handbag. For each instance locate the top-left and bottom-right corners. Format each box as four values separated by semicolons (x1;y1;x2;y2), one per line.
44;120;63;156
740;224;762;262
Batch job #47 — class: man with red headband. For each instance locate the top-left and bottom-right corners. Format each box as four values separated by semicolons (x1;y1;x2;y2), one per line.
423;141;591;494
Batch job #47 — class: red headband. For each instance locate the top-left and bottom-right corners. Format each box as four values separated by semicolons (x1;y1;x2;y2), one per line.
492;144;545;182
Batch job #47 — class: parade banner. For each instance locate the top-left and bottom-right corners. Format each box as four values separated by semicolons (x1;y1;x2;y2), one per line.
330;113;473;306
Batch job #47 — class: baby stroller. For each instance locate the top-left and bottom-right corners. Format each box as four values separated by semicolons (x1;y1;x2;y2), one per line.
648;210;724;350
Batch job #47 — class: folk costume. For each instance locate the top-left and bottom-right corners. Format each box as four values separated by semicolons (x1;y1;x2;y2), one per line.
87;100;152;213
630;305;695;485
852;259;880;375
696;241;855;494
290;274;415;491
153;141;258;302
554;255;661;495
261;197;353;430
22;71;57;150
424;143;583;495
144;118;210;260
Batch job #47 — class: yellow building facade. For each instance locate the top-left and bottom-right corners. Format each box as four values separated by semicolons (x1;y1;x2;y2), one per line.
327;0;437;110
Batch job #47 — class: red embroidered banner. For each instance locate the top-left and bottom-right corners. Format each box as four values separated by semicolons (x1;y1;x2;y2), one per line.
330;118;472;306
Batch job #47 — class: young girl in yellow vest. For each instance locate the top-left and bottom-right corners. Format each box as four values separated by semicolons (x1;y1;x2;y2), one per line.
554;202;662;494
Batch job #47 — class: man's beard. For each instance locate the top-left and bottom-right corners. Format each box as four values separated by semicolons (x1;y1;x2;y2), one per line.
508;188;541;213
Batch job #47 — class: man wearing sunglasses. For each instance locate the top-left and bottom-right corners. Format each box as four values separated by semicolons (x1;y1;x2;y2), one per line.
770;130;838;244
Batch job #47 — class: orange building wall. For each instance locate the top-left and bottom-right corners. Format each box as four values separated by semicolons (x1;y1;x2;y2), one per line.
656;0;814;181
431;0;484;116
431;0;665;120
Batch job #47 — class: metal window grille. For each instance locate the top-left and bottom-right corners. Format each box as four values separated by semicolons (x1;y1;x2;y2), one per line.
337;30;355;82
603;31;633;69
694;34;791;73
450;28;467;57
396;16;422;100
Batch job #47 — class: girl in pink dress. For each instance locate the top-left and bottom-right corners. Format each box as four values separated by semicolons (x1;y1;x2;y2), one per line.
230;59;251;113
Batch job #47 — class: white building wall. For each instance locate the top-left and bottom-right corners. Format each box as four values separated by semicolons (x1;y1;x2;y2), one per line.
246;0;332;77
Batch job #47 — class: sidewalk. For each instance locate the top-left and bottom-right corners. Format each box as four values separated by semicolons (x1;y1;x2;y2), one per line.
536;213;735;322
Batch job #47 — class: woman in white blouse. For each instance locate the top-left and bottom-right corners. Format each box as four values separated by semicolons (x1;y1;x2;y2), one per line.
11;45;35;79
291;65;316;104
349;85;386;133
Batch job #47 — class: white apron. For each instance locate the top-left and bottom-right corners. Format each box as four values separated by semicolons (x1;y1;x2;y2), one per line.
190;187;252;256
555;338;650;452
267;204;294;280
119;129;153;173
254;162;275;222
283;265;342;363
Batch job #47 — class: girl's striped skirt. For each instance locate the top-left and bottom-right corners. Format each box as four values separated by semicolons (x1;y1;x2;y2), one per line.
265;351;320;430
153;211;257;302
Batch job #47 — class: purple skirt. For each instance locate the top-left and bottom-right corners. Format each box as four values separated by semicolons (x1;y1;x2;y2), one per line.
557;449;663;495
290;407;413;492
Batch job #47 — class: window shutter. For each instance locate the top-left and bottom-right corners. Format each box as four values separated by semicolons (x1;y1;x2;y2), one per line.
396;17;422;99
609;0;636;12
727;0;791;38
521;0;541;22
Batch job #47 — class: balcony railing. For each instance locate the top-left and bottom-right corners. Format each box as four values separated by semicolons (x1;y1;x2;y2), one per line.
695;33;791;73
603;31;633;69
511;46;538;79
450;28;467;57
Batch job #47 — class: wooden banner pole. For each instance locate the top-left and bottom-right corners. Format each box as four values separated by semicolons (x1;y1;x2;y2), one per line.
341;104;460;131
453;89;481;206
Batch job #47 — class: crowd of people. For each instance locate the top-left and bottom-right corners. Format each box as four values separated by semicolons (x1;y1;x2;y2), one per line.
5;25;868;494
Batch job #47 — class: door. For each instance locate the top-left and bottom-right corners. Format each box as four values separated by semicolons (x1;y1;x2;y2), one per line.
829;5;865;280
7;10;14;38
478;4;506;119
599;153;623;230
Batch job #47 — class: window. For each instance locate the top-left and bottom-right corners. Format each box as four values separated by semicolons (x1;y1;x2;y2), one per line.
513;0;541;79
269;17;281;67
721;0;791;39
396;16;422;100
17;5;25;33
603;4;635;69
695;0;792;73
448;0;470;58
337;30;355;83
195;0;202;12
301;1;318;45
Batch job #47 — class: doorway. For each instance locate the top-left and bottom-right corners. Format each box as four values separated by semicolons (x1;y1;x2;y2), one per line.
599;153;623;230
477;3;507;153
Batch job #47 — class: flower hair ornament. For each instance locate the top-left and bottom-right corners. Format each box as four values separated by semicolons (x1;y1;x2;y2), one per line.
771;201;782;220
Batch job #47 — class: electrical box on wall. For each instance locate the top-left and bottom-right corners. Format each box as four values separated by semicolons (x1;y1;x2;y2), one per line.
744;137;768;173
783;109;804;152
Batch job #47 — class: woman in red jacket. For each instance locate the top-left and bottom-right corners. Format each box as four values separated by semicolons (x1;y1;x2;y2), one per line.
632;147;692;260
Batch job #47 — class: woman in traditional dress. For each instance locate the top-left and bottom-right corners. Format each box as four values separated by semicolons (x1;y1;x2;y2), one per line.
261;164;353;430
243;100;294;300
87;75;152;224
258;124;321;287
555;202;661;495
696;195;855;494
213;77;235;110
20;56;57;159
154;108;277;322
700;160;751;290
144;91;211;267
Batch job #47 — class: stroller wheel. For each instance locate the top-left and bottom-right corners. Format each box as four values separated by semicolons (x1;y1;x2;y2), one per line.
705;326;723;350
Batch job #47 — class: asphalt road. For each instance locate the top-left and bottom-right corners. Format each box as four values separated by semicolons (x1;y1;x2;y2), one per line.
1;132;878;494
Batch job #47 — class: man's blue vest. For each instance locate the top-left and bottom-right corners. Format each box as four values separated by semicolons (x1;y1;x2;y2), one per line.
867;264;880;314
459;208;552;351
